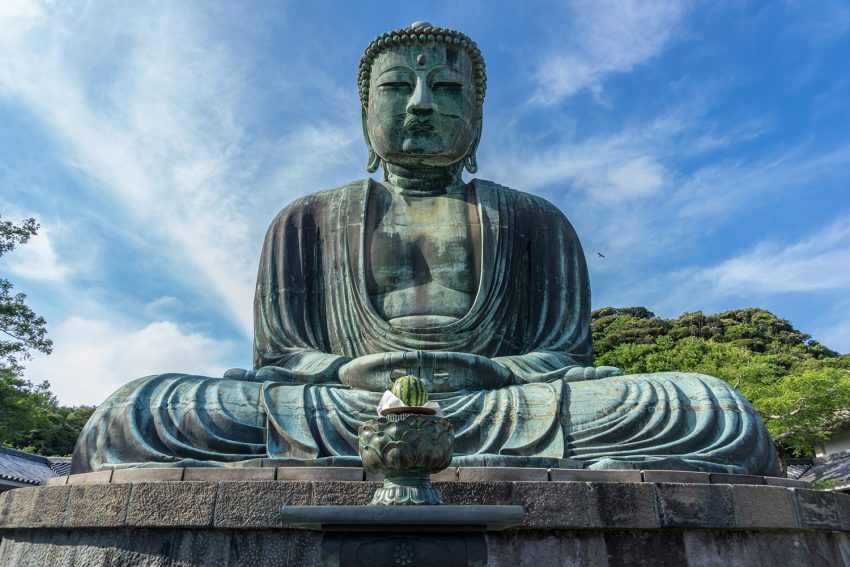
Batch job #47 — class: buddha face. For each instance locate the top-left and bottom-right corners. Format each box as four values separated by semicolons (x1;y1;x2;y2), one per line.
366;43;479;169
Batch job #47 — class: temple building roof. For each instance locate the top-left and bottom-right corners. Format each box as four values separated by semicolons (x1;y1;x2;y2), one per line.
0;446;70;491
799;449;850;492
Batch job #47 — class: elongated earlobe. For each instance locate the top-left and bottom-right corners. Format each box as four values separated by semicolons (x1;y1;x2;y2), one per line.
362;112;382;173
367;148;381;173
463;115;483;174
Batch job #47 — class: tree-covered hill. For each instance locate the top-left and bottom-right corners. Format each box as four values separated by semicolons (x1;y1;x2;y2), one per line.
592;307;850;456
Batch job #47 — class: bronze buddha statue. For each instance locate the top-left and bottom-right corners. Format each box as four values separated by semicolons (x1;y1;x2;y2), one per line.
72;23;778;476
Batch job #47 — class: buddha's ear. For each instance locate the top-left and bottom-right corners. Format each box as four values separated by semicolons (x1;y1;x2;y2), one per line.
362;111;381;173
463;113;483;174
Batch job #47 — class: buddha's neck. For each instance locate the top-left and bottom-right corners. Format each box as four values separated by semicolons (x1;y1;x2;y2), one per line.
384;163;462;196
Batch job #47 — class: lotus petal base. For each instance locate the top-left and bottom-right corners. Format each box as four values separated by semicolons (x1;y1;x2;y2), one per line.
370;475;445;505
359;413;454;506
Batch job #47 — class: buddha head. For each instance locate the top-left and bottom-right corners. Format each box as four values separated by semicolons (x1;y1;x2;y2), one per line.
358;22;487;177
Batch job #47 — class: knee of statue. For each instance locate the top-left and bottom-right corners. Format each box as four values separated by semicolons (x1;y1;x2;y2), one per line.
72;22;779;477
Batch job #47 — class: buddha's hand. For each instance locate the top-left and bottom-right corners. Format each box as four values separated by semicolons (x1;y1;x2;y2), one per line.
338;351;518;393
223;364;346;384
562;366;623;382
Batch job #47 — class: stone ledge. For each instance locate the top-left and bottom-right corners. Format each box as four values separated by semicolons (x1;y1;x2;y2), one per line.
2;527;848;566
279;504;524;531
42;466;813;487
2;479;841;532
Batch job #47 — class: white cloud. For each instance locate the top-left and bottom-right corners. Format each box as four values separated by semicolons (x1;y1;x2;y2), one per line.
673;145;850;219
482;69;850;285
480;107;690;265
26;316;240;406
533;0;690;104
581;155;666;202
145;295;183;313
0;0;42;29
675;218;850;297
0;2;362;338
630;217;850;323
0;2;370;409
0;3;254;333
5;227;70;282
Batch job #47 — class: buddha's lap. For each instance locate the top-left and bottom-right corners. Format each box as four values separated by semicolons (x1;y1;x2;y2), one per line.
73;370;778;474
90;370;768;450
100;370;735;408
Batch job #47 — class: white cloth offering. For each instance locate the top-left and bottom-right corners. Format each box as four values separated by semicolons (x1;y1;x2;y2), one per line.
377;390;443;417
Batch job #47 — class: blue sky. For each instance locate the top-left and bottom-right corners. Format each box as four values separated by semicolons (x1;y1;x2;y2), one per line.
1;0;848;405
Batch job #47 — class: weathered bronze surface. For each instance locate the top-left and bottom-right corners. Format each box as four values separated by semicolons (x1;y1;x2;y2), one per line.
359;414;454;505
72;22;779;476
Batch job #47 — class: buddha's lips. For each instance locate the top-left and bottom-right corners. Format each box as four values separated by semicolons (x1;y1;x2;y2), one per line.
404;117;435;132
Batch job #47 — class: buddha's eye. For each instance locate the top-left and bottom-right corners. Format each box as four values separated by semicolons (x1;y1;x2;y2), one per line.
432;81;463;92
378;81;413;92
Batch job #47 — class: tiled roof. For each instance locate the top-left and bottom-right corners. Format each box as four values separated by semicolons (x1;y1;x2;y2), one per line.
800;450;850;484
48;458;72;477
785;458;814;480
0;446;67;486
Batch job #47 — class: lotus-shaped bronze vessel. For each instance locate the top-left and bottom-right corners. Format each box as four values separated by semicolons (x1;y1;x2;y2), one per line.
358;413;454;505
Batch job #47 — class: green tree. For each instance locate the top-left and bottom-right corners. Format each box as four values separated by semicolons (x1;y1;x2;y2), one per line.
593;307;850;456
0;216;94;456
0;368;57;449
1;216;52;374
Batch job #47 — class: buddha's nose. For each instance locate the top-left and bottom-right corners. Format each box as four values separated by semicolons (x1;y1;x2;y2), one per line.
406;77;436;116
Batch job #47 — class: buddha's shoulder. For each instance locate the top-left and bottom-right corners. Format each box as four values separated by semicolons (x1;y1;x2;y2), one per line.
271;179;369;219
472;179;568;219
288;179;367;207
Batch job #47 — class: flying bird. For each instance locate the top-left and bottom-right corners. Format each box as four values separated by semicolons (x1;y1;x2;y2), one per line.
597;251;605;258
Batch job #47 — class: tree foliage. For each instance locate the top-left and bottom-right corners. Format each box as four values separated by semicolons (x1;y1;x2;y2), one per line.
0;216;94;456
1;216;52;374
592;307;850;456
0;367;95;455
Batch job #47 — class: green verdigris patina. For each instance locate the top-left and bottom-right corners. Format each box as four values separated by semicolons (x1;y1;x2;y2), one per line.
72;22;779;475
360;413;454;505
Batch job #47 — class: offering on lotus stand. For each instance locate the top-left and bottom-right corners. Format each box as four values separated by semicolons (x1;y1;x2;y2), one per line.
359;375;454;505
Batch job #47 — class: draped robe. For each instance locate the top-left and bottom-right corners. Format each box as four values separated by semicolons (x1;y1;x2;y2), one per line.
72;179;779;475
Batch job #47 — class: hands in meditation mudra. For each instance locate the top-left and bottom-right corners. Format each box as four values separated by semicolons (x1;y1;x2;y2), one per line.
73;23;778;475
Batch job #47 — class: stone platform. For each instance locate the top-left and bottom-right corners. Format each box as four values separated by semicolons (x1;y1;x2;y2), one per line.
0;468;848;566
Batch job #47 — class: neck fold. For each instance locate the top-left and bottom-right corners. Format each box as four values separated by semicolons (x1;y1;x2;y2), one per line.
384;162;462;196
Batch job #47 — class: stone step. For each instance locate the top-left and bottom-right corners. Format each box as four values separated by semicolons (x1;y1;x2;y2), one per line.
42;466;813;487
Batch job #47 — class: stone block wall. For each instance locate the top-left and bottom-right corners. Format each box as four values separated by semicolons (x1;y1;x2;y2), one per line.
0;468;848;565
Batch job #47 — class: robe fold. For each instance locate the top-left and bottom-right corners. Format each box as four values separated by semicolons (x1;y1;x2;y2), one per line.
72;179;779;476
253;178;593;381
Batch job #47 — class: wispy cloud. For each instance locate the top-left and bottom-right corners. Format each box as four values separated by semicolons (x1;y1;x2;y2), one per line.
481;100;717;264
532;0;691;104
670;217;850;298
1;2;255;332
5;227;70;283
632;215;850;342
26;316;239;405
0;1;361;337
674;145;850;219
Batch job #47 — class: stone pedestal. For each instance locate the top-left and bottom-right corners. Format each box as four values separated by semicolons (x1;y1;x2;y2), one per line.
1;467;849;565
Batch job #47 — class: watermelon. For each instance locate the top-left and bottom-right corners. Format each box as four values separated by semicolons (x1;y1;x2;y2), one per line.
391;375;428;406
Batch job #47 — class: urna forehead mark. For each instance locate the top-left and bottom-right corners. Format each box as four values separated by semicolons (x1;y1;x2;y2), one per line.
373;45;470;71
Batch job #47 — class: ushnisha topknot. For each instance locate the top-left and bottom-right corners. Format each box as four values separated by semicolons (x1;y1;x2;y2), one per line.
358;21;487;111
